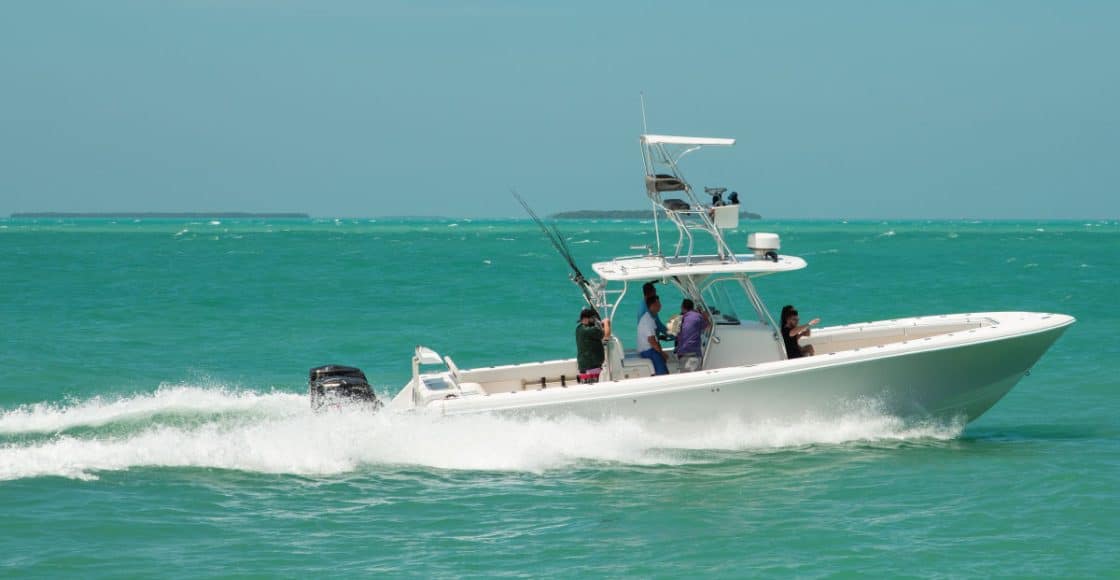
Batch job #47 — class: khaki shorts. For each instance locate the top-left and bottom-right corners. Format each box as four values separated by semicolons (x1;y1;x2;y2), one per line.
678;353;702;373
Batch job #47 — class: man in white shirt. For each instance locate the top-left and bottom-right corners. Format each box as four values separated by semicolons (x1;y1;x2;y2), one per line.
637;295;670;375
637;281;667;335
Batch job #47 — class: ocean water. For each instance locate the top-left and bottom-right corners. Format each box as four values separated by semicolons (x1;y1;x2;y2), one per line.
1;217;1116;576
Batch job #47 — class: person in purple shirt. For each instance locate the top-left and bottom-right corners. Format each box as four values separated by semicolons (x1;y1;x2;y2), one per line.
674;298;710;372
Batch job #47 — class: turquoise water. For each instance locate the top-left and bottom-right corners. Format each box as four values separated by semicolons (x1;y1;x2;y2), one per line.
1;217;1117;576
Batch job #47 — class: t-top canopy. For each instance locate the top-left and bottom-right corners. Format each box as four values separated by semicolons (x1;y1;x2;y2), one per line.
592;254;806;282
640;134;736;146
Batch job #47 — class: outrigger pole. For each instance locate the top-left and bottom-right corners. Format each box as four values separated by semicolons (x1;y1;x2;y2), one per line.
511;189;599;317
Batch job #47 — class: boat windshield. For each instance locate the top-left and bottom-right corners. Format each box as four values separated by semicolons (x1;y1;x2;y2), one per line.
702;278;757;326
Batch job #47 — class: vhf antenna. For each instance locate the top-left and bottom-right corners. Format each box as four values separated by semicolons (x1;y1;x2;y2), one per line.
640;92;649;134
639;92;662;256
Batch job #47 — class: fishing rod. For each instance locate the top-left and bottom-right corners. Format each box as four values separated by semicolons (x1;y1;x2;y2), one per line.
511;189;599;317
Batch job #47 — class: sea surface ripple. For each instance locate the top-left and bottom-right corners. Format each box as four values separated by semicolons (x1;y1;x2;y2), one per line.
1;218;1116;576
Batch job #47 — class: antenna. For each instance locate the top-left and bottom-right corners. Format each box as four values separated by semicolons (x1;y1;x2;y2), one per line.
640;92;649;134
639;92;660;255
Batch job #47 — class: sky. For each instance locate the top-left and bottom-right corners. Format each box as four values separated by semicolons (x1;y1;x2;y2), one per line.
1;1;1117;219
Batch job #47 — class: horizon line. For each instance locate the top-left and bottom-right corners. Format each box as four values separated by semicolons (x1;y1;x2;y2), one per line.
5;212;1115;222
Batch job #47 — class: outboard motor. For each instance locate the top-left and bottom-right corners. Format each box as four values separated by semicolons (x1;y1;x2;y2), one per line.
308;364;381;411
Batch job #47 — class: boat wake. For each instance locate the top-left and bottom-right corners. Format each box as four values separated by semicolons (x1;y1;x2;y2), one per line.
0;384;964;481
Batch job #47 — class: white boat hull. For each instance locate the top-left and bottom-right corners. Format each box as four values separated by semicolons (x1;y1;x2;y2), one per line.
391;312;1073;425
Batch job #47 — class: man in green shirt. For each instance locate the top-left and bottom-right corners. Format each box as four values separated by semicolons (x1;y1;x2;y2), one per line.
576;307;612;383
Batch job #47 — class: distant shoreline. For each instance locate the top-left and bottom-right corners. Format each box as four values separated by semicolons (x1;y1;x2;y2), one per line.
6;212;1107;222
9;212;310;219
551;209;762;220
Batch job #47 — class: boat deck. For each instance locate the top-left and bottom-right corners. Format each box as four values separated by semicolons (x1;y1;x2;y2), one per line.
406;313;1057;403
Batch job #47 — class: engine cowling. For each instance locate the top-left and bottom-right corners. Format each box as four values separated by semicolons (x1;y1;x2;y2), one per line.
308;364;381;411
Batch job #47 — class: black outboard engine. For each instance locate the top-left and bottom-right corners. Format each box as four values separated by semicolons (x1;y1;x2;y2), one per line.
308;364;381;411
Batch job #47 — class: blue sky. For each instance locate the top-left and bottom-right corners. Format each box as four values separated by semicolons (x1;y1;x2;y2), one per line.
1;1;1116;219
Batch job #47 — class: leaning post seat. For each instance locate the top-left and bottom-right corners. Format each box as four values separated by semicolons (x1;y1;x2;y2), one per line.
606;336;655;379
645;173;687;193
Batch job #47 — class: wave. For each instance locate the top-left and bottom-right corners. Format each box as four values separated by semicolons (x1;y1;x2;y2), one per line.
0;385;303;434
0;386;963;481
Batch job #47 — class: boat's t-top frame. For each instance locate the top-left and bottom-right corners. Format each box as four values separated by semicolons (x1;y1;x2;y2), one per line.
640;133;738;261
575;133;807;380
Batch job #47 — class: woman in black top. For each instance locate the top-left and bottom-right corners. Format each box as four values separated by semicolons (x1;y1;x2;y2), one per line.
780;305;819;359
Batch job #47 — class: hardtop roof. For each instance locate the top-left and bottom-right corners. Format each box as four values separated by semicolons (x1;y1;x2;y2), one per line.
640;134;736;147
592;254;806;282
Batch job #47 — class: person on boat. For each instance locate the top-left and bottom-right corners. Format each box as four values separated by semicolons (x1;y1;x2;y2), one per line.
638;295;670;375
674;299;710;372
637;281;668;337
728;191;740;205
575;307;611;383
781;305;819;359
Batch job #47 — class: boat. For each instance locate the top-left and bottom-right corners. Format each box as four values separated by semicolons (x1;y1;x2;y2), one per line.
313;132;1075;425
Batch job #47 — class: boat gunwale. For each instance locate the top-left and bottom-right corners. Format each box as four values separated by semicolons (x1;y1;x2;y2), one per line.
422;311;1074;413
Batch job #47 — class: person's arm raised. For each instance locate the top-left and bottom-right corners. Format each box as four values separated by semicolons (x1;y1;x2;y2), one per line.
797;318;821;336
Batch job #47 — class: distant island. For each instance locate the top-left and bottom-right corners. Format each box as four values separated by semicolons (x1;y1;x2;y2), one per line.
551;209;762;220
9;212;309;219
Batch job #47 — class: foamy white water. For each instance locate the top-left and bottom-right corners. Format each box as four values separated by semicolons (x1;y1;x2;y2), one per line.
0;386;963;481
0;384;305;434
